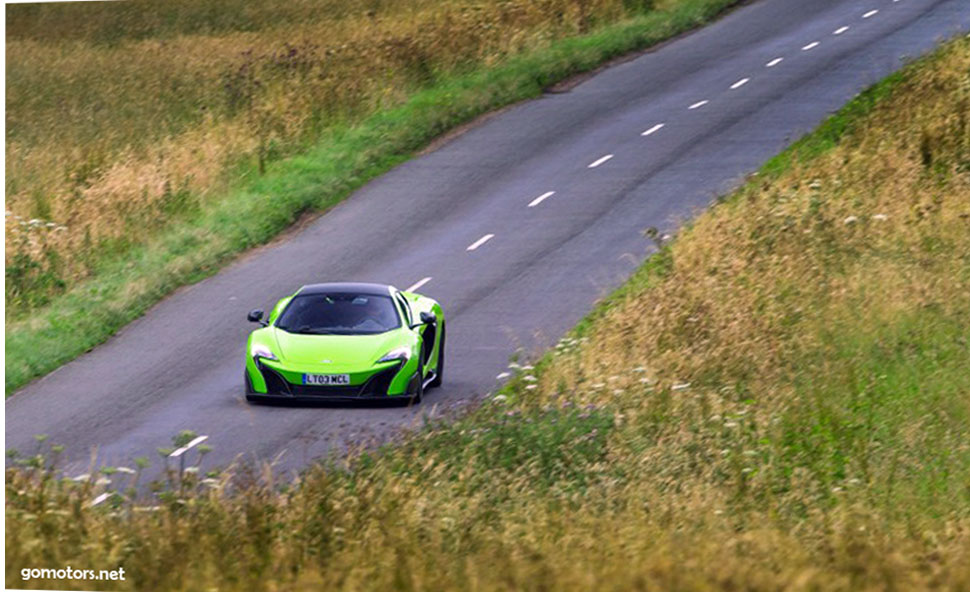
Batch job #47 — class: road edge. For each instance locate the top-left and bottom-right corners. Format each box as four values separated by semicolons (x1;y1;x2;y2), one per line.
5;0;744;395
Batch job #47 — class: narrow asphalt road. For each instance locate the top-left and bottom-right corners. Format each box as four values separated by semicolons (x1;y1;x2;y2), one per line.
7;0;969;480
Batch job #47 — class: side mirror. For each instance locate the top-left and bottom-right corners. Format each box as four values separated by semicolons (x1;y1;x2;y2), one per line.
247;309;266;325
411;311;436;329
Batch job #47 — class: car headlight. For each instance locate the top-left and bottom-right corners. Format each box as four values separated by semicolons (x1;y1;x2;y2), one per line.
376;346;411;364
251;344;279;362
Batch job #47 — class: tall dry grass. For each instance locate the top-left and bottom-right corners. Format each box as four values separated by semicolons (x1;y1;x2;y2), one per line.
5;0;656;309
6;26;970;592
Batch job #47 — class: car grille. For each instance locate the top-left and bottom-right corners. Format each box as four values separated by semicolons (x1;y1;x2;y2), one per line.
256;361;402;397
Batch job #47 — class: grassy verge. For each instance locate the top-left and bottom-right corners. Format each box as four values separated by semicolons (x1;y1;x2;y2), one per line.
7;0;651;307
5;0;739;395
7;32;970;592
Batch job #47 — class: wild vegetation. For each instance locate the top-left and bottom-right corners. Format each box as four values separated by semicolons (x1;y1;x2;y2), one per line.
5;0;738;393
5;0;697;310
7;33;969;592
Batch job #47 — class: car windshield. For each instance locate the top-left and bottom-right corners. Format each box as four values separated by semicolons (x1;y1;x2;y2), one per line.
275;293;401;335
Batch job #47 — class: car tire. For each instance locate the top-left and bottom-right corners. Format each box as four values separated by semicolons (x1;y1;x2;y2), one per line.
244;370;261;404
409;363;424;405
429;323;444;388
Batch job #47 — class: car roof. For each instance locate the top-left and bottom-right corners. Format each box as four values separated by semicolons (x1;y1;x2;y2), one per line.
296;282;394;296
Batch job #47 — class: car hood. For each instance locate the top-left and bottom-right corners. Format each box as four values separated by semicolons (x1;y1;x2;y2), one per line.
271;327;407;368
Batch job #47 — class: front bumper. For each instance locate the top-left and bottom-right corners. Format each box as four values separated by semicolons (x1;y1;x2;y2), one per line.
246;359;413;402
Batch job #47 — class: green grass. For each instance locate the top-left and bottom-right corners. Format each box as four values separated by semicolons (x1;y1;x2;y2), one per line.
4;0;739;395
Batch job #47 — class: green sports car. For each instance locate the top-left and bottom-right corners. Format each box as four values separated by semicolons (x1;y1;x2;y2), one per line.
244;282;444;404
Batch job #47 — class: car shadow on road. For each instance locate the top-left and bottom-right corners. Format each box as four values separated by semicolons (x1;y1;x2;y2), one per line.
244;397;422;410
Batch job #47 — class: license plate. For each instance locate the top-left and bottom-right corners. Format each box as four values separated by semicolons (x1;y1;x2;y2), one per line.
302;374;350;386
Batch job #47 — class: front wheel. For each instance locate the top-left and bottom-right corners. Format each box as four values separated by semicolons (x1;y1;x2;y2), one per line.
429;323;444;388
244;370;262;404
408;362;424;405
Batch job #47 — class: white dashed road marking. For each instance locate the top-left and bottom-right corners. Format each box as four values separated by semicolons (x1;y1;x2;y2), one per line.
466;234;494;251
802;41;820;51
528;191;556;207
730;78;750;89
642;123;665;136
834;26;850;35
406;277;432;292
588;154;614;168
766;57;784;67
688;100;709;110
863;9;879;18
170;435;208;458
